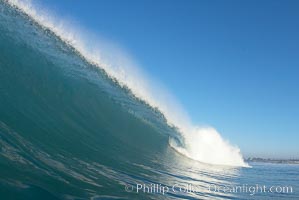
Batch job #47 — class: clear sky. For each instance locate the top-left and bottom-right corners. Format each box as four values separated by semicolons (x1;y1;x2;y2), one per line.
39;0;298;158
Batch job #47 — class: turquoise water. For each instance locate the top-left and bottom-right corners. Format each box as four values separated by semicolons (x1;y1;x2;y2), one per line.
0;1;298;199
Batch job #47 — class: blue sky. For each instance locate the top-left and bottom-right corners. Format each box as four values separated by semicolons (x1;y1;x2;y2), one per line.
40;0;298;158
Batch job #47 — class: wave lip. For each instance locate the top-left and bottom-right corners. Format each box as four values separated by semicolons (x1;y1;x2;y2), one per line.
6;0;248;167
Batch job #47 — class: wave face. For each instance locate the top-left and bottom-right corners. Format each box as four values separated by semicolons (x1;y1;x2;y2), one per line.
0;1;250;199
4;0;247;168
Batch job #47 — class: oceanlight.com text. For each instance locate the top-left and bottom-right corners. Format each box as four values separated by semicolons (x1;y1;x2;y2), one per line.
124;183;293;196
208;184;293;196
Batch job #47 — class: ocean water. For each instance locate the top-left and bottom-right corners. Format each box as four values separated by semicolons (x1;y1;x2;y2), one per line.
0;1;298;200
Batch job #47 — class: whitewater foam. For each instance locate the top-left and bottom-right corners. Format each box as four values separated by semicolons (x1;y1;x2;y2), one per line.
6;0;248;167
